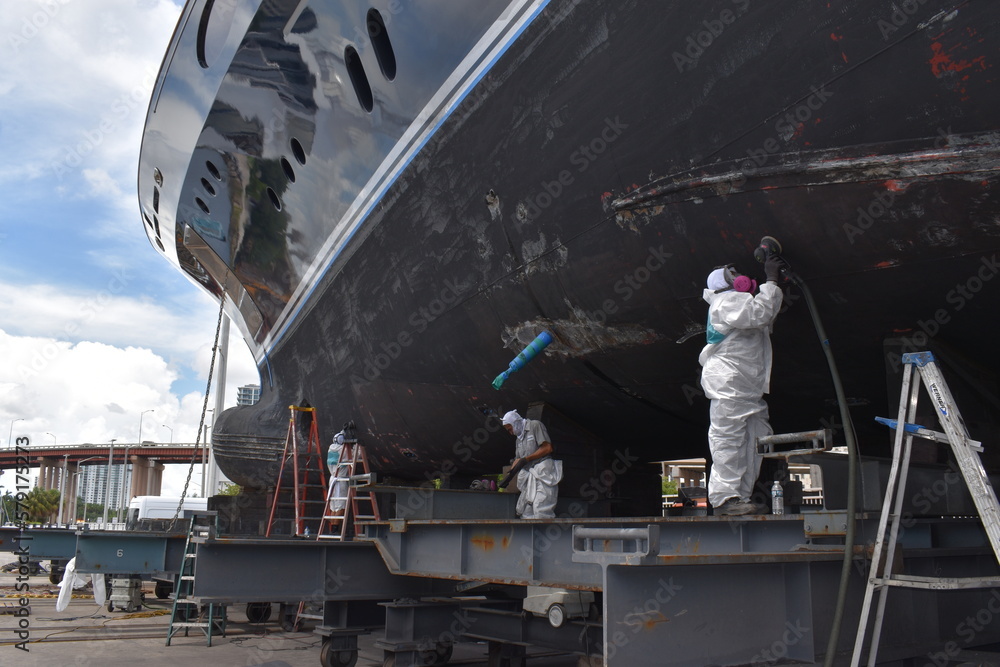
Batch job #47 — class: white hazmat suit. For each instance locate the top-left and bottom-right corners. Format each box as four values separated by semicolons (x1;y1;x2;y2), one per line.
699;268;782;510
502;410;563;519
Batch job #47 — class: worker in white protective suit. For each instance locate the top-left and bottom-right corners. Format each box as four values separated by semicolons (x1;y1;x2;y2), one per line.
326;430;348;516
699;257;784;516
502;410;563;518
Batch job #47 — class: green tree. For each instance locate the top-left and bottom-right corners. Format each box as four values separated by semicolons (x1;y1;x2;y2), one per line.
218;482;241;496
22;488;60;523
75;498;105;522
662;477;678;496
1;492;16;524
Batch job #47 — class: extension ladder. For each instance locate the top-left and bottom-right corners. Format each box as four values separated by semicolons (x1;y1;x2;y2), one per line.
851;351;1000;666
166;511;226;646
265;405;328;537
317;436;379;541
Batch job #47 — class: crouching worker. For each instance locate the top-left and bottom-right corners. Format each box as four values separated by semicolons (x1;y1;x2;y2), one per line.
699;257;784;516
502;410;563;518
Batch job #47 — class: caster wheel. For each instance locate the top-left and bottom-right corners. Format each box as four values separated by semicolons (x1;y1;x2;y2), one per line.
547;603;566;628
107;601;114;612
320;639;359;667
154;582;171;599
125;602;136;613
245;602;272;624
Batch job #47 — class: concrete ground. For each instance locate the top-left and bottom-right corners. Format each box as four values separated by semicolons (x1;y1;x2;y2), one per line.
0;571;581;667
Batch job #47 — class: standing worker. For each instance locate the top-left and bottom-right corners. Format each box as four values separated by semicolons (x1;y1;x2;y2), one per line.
699;256;785;515
501;410;563;518
326;429;348;516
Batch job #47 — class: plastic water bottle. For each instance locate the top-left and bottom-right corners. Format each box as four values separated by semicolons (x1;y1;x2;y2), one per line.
771;481;784;515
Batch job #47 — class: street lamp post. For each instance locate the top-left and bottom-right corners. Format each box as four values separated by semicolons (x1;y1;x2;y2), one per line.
200;409;214;497
46;433;60;524
57;453;68;526
103;439;116;526
122;410;154;521
162;424;173;444
8;418;23;449
69;456;99;524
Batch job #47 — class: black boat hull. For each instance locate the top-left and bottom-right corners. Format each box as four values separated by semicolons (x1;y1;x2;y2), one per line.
139;0;1000;488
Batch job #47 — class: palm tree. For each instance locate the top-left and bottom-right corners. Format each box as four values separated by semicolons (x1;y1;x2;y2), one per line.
22;488;60;523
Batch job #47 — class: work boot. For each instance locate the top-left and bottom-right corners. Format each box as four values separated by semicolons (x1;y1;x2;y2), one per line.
714;498;766;516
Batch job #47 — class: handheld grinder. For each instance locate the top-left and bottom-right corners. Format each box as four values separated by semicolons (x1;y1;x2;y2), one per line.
754;235;792;282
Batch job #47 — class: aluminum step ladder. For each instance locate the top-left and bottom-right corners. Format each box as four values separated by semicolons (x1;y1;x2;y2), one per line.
851;351;1000;666
265;405;328;537
166;511;227;646
317;437;379;541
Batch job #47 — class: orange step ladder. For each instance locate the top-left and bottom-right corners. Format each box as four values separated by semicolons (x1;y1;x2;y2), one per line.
265;405;328;537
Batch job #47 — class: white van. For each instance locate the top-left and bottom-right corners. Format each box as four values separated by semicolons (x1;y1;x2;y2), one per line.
125;496;208;529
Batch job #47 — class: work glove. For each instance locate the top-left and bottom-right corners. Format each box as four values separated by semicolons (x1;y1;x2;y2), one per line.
764;256;785;282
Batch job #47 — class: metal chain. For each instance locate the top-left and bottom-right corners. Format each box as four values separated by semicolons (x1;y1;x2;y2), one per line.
169;295;227;529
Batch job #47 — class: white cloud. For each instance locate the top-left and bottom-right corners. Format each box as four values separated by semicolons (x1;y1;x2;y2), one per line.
81;167;124;200
0;1;261;503
1;1;181;177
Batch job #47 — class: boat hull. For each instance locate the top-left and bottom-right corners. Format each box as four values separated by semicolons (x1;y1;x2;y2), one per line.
139;0;1000;489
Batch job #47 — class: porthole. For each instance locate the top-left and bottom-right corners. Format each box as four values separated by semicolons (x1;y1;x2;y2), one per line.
206;160;222;181
153;167;163;186
143;213;154;230
155;237;165;252
196;0;236;69
290;138;306;165
196;197;210;214
201;178;217;196
153;187;160;213
367;9;396;81
345;46;374;113
280;157;296;183
266;187;282;211
153;215;161;237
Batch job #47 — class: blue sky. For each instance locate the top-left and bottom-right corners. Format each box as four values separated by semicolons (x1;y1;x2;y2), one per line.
0;0;258;496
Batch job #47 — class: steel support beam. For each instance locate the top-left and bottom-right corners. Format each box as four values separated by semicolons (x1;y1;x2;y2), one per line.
74;530;187;575
186;539;446;603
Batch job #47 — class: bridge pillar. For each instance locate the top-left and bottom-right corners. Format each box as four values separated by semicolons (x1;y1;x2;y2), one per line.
37;457;59;491
131;456;164;497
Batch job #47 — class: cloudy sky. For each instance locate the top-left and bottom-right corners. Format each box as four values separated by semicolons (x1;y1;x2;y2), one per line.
0;0;259;498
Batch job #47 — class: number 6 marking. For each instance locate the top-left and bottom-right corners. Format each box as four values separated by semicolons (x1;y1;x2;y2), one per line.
117;549;124;557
